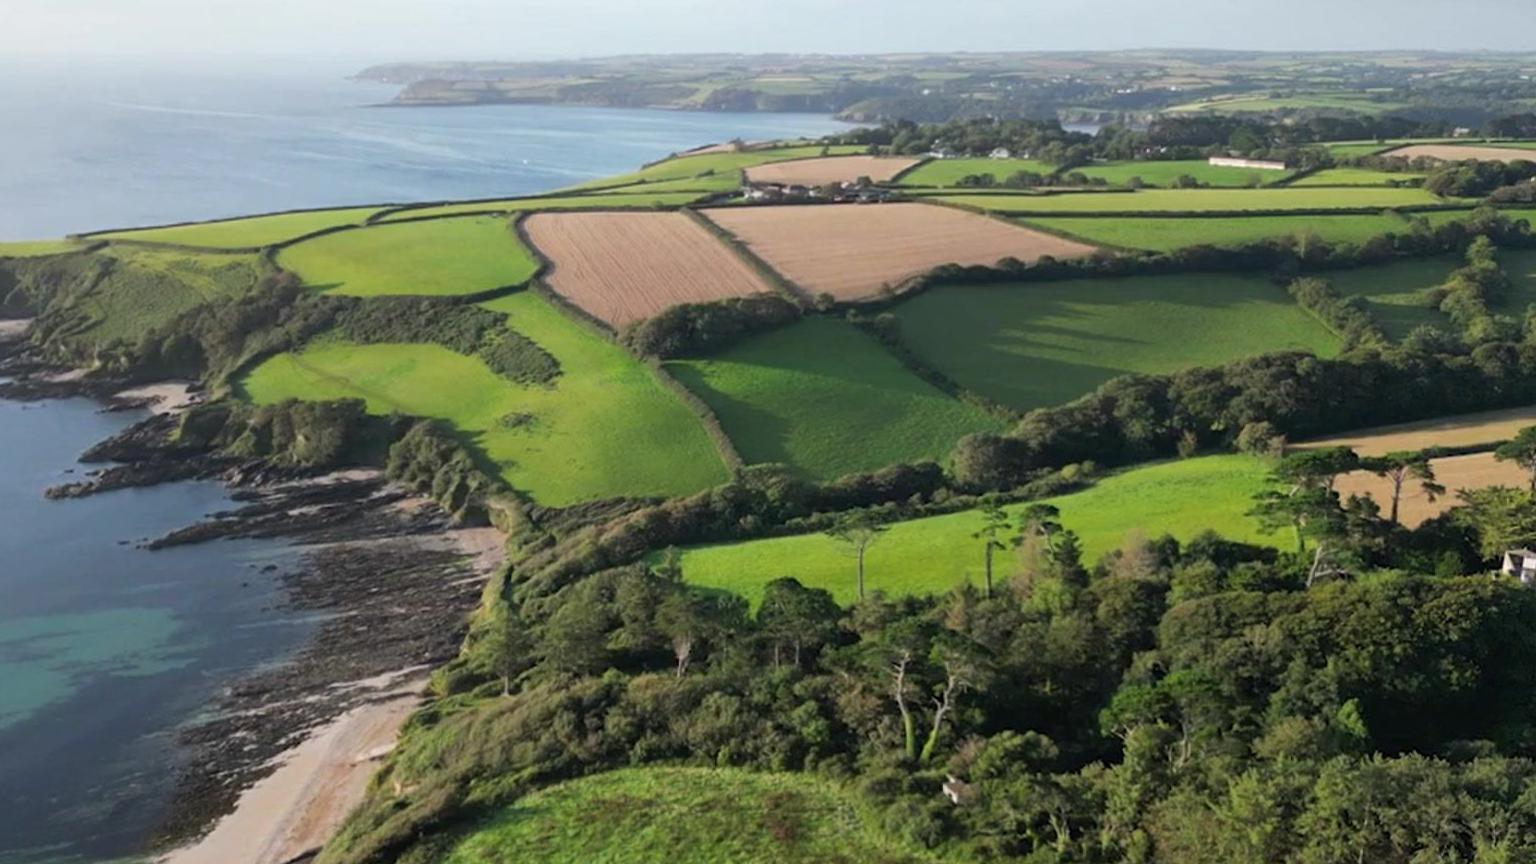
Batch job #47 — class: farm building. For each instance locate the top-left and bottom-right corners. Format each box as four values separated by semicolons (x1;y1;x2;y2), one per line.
1502;550;1536;584
1208;156;1289;171
989;147;1013;159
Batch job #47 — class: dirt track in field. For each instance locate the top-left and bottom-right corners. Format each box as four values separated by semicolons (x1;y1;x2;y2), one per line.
1334;452;1526;527
1383;144;1536;163
744;156;923;186
1295;406;1536;456
702;202;1097;301
523;212;774;327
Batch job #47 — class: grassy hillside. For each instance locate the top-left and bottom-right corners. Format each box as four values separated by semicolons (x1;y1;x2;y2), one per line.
276;216;539;298
680;454;1275;605
377;191;711;222
936;186;1443;213
443;767;938;864
239;291;729;505
668;318;1005;481
1022;212;1430;252
97;207;382;249
894;275;1340;413
62;247;266;347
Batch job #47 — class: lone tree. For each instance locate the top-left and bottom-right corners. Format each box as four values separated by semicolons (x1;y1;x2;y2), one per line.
1496;426;1536;491
1250;448;1361;585
1365;451;1445;525
825;510;889;600
757;577;841;668
971;496;1017;597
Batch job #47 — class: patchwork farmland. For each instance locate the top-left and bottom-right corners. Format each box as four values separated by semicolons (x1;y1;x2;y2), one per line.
743;155;921;186
702;202;1096;300
523;211;775;327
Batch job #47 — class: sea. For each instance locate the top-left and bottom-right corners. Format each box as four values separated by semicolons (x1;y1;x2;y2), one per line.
0;58;848;862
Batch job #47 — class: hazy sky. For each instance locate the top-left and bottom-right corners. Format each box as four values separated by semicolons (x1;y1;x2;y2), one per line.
6;0;1536;62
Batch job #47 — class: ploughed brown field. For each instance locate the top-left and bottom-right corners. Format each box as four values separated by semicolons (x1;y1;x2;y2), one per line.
702;202;1097;301
1383;144;1536;164
1334;452;1525;527
523;212;774;327
744;155;923;186
1295;406;1536;456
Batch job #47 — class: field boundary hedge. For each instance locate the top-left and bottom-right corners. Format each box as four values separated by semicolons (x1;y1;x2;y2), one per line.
72;204;395;244
682;207;812;306
844;312;1023;422
648;359;746;472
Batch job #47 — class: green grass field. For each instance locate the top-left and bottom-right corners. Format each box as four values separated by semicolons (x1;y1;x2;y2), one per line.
1328;257;1460;340
443;767;938;864
1022;213;1424;252
595;175;744;194
895;157;1057;187
239;291;730;505
0;239;82;258
1290;168;1426;186
97;207;382;249
893;275;1340;412
681;454;1275;605
936;186;1444;214
1073;159;1290;187
562;145;868;192
378;191;711;222
668;318;1005;481
276;216;538;297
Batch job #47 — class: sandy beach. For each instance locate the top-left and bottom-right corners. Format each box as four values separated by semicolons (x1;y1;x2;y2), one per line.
160;674;426;864
159;512;506;864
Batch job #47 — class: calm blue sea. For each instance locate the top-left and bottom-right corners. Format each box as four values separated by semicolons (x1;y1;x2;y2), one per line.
0;60;846;861
0;59;849;240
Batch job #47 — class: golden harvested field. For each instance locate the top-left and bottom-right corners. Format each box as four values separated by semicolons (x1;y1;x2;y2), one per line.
1335;452;1525;527
1296;406;1536;456
1383;144;1536;163
743;155;923;186
702;203;1097;301
523;211;774;327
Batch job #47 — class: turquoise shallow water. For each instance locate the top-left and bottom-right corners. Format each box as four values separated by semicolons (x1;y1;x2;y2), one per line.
0;398;308;863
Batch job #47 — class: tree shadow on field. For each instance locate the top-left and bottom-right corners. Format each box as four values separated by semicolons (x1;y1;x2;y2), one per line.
666;364;804;476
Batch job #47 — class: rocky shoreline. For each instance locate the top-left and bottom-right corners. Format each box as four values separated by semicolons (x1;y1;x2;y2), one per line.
0;336;502;856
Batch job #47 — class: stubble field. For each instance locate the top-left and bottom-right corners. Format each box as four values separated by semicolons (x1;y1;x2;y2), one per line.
703;202;1096;301
524;211;775;327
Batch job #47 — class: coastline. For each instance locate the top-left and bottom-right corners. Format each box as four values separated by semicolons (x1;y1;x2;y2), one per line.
0;339;507;861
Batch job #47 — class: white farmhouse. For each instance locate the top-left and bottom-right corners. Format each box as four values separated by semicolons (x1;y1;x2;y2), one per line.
989;147;1013;160
1208;156;1289;171
1502;550;1536;584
